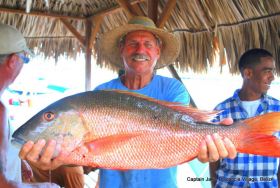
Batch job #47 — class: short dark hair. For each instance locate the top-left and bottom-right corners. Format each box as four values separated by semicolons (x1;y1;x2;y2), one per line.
238;48;273;73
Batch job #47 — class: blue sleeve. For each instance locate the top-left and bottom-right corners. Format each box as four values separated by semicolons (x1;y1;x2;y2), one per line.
165;79;190;105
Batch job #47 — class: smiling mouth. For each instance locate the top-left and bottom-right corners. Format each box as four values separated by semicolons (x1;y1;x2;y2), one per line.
265;83;271;88
131;54;150;61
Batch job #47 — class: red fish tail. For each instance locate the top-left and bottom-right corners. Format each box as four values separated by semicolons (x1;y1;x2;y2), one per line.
237;112;280;157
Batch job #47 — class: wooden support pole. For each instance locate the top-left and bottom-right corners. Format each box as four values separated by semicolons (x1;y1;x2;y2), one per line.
84;16;103;91
167;65;196;107
85;19;93;91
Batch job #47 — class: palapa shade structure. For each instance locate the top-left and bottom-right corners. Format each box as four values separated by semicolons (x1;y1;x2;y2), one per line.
0;0;280;91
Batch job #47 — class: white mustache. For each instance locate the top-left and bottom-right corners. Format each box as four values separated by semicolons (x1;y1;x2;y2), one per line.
131;54;150;61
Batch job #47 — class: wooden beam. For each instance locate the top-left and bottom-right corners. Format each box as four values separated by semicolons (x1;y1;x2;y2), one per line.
168;65;197;107
0;0;145;22
89;16;103;49
131;3;145;16
148;0;159;23
88;0;145;20
85;19;93;91
60;18;85;46
0;7;85;21
156;0;176;28
116;0;136;19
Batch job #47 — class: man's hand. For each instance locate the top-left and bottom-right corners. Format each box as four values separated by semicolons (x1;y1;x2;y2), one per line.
197;133;237;163
19;139;67;171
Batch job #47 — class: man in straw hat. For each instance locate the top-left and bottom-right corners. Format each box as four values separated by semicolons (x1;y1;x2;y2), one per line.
19;16;237;187
0;23;59;187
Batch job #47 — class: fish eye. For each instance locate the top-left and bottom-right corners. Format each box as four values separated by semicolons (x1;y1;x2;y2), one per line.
43;112;55;121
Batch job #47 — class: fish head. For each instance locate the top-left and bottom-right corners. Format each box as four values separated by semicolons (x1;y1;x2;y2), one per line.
12;97;88;155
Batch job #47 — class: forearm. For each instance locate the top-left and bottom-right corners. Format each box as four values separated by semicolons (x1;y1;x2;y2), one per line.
209;161;220;188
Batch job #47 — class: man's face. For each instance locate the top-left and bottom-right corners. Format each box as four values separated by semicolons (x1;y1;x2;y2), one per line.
120;30;160;75
247;57;275;94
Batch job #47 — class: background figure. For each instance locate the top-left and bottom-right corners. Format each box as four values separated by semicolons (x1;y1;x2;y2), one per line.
210;48;280;187
0;23;59;187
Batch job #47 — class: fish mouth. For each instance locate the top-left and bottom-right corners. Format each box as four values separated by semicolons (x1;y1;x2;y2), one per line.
11;137;26;148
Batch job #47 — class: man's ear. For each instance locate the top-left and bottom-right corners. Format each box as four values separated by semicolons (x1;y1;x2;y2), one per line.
157;46;161;57
243;68;252;79
119;43;124;55
6;54;18;69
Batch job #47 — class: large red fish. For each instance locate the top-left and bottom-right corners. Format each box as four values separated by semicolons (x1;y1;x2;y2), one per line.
12;90;280;169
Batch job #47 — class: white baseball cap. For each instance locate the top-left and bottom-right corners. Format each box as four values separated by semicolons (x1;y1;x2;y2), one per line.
0;23;33;55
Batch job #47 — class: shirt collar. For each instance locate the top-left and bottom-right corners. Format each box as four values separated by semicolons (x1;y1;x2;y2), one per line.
232;89;269;113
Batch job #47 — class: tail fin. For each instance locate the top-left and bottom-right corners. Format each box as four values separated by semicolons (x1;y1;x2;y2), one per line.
237;112;280;157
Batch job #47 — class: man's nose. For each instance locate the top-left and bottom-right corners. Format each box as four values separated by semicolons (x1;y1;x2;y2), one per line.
135;43;146;53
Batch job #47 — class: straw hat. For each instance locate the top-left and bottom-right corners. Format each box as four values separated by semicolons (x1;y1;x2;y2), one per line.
99;16;180;69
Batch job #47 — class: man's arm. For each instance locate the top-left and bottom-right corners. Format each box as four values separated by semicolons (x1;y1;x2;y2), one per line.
209;161;220;188
0;102;9;173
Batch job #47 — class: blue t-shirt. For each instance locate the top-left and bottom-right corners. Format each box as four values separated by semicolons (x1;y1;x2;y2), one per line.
94;75;190;188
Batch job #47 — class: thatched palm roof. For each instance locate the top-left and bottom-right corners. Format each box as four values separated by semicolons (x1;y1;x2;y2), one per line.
0;0;279;76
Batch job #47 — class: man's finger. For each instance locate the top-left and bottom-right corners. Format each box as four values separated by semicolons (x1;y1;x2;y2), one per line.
213;133;228;158
19;140;34;160
197;140;208;163
223;137;237;159
205;135;219;162
26;139;46;162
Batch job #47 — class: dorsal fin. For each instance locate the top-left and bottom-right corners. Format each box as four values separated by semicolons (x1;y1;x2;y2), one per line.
105;89;220;122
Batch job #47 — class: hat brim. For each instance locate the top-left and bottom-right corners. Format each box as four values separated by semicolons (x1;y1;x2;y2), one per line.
99;24;180;69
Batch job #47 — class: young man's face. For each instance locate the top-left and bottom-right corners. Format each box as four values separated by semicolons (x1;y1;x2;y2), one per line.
120;30;161;75
247;56;275;94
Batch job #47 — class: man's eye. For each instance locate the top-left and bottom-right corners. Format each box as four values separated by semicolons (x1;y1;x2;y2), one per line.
144;42;154;48
128;42;137;47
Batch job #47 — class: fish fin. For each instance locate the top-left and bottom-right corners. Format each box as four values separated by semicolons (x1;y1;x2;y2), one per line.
85;133;141;154
238;134;280;157
109;89;219;122
242;112;280;135
237;112;280;157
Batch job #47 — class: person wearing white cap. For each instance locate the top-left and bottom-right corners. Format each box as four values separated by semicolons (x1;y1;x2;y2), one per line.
0;23;59;188
19;16;237;188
